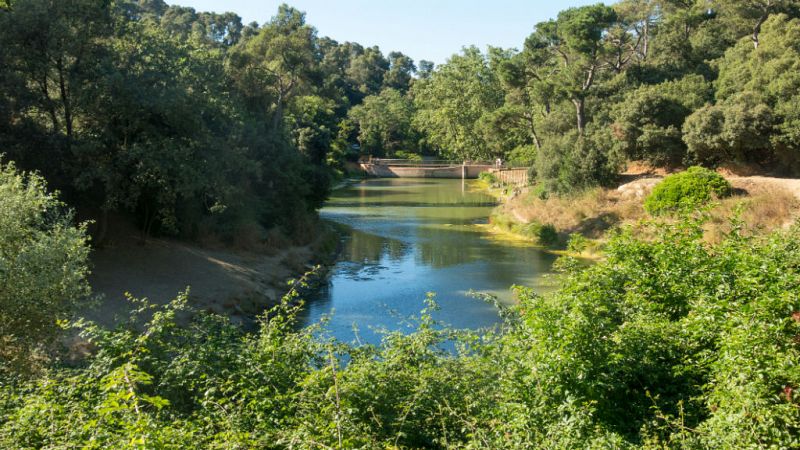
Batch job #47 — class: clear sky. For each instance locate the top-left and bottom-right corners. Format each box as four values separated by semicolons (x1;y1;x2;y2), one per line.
168;0;603;65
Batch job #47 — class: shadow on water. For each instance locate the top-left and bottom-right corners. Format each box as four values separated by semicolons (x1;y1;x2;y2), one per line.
298;178;557;344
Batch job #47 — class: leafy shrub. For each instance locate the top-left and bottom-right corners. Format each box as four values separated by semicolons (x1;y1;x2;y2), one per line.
0;161;90;374
3;218;800;448
644;166;732;215
393;150;423;161
478;171;499;185
521;221;559;246
534;129;623;195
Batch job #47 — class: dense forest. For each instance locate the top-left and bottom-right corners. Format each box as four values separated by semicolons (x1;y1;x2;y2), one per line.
3;0;800;448
2;0;800;237
0;0;421;244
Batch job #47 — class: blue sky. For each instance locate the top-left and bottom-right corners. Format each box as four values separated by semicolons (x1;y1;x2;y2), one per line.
169;0;603;65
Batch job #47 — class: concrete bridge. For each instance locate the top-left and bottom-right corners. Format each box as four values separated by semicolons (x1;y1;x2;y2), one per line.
360;159;494;179
359;159;530;185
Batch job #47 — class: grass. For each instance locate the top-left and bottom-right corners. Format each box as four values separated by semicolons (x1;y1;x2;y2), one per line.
492;176;799;251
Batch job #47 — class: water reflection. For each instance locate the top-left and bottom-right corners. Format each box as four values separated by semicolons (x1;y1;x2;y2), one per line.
299;178;557;343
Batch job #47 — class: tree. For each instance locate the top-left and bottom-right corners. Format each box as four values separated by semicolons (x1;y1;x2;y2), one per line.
713;0;800;48
528;5;618;134
688;14;800;170
227;4;319;130
683;93;775;166
0;0;112;145
383;51;416;92
346;45;389;97
417;60;435;79
613;0;661;61
612;75;712;165
349;88;416;157
412;47;504;160
0;161;90;373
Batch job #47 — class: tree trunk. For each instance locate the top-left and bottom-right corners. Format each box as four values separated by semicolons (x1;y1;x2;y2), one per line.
39;76;59;132
642;20;649;60
140;203;153;246
753;13;769;49
526;112;542;150
56;57;73;140
271;101;283;131
573;98;586;135
95;209;110;247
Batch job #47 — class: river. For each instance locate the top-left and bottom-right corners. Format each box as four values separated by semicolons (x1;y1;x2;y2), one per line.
299;178;557;343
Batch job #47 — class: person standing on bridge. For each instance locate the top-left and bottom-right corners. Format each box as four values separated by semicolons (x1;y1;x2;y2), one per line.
495;158;503;168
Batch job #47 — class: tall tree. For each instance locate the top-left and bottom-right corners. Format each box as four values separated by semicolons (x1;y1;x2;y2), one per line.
227;4;319;131
528;4;618;134
383;51;416;92
349;88;416;157
412;47;504;160
346;45;389;98
714;0;800;48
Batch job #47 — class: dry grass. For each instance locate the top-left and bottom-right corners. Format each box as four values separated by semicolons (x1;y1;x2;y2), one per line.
705;182;799;243
500;176;799;246
501;187;645;239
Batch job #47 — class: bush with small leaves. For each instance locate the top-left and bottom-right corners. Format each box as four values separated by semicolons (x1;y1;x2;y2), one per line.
0;161;90;374
644;166;732;215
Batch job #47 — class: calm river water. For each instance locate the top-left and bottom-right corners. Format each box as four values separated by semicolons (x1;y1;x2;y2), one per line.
298;178;557;343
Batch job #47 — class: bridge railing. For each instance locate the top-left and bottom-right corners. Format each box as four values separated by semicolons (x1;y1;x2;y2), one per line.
365;158;494;167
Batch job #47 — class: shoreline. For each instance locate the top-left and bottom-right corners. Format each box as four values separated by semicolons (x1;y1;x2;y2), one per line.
86;220;341;330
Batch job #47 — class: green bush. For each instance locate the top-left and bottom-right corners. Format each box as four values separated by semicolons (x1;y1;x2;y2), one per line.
478;171;499;185
393;150;423;161
521;221;559;246
0;161;90;374
644;166;732;215
534;129;623;195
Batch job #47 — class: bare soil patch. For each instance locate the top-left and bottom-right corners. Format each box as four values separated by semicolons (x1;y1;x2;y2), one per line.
85;226;323;328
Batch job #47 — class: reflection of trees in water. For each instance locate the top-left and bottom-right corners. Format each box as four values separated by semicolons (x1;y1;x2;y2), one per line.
329;179;497;209
415;224;559;275
415;225;480;268
478;247;557;286
345;229;409;264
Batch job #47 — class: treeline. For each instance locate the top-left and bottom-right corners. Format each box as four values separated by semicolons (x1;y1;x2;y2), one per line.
3;1;799;235
352;0;800;194
0;0;420;242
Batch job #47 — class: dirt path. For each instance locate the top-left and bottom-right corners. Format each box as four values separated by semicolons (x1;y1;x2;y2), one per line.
727;176;800;201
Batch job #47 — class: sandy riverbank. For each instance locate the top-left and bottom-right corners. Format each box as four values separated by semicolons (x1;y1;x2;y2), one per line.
85;223;338;329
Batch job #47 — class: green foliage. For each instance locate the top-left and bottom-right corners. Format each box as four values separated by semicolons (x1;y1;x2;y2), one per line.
393;150;422;161
701;13;800;171
412;47;505;160
613;75;713;166
478;171;498;185
644;166;732;215
535;129;623;194
521;221;559;246
349;88;417;157
683;92;775;166
0;161;90;374
507;144;537;168
3;218;800;447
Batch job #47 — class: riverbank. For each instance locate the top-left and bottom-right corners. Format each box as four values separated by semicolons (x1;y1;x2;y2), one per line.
484;170;800;258
87;220;340;329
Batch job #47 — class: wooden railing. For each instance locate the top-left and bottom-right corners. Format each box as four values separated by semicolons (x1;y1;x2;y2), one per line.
489;168;530;186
